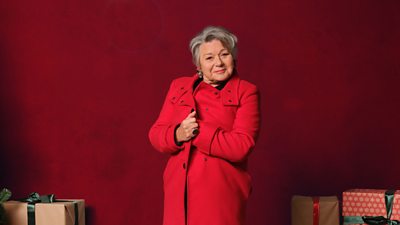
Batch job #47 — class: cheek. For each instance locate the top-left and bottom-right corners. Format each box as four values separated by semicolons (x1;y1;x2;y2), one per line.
226;60;234;70
201;62;213;71
225;57;234;66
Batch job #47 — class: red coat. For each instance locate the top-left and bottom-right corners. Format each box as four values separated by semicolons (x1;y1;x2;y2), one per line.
149;74;260;225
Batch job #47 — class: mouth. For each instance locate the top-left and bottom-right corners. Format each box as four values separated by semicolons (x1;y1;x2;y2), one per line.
214;69;226;74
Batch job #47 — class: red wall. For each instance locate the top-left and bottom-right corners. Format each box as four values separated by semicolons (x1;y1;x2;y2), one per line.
1;1;399;224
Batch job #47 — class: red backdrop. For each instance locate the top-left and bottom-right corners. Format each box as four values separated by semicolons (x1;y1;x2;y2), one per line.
1;0;399;224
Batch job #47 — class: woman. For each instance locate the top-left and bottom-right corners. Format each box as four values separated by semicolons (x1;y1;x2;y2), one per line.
149;26;260;225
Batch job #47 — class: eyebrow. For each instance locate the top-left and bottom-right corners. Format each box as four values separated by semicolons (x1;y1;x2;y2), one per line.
203;49;229;56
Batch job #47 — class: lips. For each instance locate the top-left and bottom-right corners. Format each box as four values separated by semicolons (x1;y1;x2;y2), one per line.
214;69;226;74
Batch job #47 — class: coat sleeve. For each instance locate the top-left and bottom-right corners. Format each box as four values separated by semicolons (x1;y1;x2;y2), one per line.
192;82;260;162
148;79;184;154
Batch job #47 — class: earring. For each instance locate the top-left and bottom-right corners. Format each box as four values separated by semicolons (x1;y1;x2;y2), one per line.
197;70;203;79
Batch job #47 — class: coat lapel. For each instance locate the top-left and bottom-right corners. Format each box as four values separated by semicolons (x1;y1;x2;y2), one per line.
221;75;240;106
169;75;197;108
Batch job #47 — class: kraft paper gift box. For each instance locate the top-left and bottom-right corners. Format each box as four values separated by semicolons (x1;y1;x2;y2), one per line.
2;199;85;225
342;189;400;225
291;195;339;225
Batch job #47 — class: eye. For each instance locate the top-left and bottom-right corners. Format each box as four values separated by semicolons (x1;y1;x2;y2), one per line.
205;56;213;60
221;52;230;57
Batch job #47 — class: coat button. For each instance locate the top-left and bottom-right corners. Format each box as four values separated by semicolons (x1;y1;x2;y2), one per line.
228;99;232;102
183;163;186;169
204;157;207;162
227;89;231;93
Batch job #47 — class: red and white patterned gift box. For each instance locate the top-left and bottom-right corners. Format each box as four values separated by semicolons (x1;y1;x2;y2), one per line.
342;189;400;224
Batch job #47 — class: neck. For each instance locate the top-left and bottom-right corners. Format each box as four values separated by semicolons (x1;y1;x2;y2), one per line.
203;80;220;87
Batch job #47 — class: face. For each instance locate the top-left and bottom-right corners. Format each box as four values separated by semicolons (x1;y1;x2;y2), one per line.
197;39;234;86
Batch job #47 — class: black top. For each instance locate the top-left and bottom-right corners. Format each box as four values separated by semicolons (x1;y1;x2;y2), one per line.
193;77;228;91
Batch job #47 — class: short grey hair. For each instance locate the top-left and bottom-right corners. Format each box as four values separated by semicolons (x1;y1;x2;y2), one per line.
189;26;238;67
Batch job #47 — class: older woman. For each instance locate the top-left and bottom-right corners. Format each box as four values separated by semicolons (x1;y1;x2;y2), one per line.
149;26;260;225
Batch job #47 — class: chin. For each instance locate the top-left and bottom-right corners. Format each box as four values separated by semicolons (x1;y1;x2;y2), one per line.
219;74;232;81
213;77;228;82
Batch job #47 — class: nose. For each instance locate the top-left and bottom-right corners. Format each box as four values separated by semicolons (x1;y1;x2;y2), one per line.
214;56;223;66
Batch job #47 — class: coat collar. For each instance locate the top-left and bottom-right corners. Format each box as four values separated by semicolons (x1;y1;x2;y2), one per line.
220;74;240;106
170;74;240;107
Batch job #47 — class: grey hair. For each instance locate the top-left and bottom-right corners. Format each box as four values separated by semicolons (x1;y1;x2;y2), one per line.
189;26;238;67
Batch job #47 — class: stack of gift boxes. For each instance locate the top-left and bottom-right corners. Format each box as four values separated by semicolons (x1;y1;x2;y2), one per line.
292;189;400;225
0;190;85;225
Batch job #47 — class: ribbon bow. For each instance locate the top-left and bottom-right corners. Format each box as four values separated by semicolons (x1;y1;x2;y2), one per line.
0;188;12;203
344;190;400;225
20;192;55;204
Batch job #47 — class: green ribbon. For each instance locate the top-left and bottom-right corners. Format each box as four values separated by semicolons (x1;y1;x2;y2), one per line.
20;192;56;203
19;192;79;225
0;188;12;203
344;190;400;225
19;193;55;225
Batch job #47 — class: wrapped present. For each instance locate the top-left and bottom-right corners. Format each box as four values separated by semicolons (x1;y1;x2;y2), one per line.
343;189;400;225
291;195;339;225
0;188;12;225
2;193;85;225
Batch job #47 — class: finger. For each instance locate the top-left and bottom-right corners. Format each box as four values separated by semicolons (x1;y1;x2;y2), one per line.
186;110;196;119
181;119;196;128
184;122;198;130
185;117;197;124
185;129;194;138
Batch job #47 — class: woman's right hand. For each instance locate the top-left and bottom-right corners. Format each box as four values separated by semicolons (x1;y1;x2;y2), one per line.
175;111;199;143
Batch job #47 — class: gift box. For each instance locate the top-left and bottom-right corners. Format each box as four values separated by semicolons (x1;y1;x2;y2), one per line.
342;189;400;225
2;193;85;225
291;195;339;225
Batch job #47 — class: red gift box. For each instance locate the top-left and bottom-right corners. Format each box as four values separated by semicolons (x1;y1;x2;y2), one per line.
342;189;400;225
